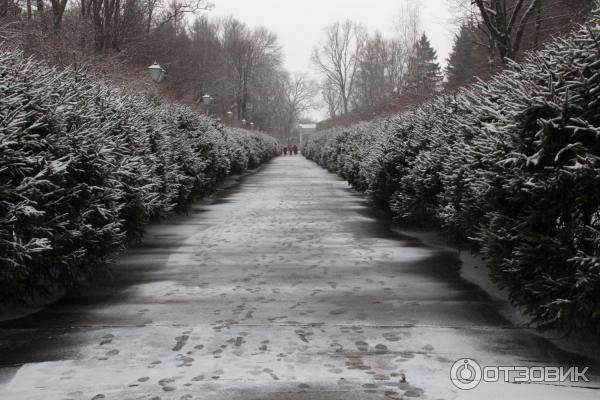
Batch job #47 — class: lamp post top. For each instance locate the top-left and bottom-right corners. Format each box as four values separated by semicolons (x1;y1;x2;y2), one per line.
148;62;165;83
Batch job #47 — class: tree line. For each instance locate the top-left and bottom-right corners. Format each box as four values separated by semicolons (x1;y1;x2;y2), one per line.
0;0;316;141
312;0;591;126
304;6;600;337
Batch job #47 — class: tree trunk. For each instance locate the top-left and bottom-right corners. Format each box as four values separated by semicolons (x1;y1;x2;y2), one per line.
36;0;47;31
91;0;104;50
474;0;541;63
52;9;61;33
112;0;120;50
102;0;111;49
236;96;243;120
146;0;154;36
50;0;69;34
489;36;497;74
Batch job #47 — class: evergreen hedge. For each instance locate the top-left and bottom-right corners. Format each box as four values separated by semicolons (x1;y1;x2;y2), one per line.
304;9;600;337
0;50;279;305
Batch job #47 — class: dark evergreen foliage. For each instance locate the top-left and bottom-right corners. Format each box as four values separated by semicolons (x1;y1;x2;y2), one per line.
445;23;478;91
404;33;443;96
0;51;279;305
303;8;600;337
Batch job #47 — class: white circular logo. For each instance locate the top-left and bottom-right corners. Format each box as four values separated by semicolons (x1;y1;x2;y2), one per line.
450;358;482;390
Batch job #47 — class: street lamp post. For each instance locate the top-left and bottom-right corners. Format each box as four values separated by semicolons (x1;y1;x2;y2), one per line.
202;94;212;116
227;110;233;121
241;119;247;127
148;62;166;83
250;122;255;130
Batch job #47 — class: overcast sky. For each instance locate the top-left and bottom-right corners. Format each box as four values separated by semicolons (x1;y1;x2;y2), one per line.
209;0;458;119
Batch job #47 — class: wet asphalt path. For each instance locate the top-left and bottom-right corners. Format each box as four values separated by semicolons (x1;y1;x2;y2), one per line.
0;156;598;400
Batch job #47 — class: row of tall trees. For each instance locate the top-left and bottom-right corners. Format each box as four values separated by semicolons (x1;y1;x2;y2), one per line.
151;15;316;141
0;0;316;139
312;4;443;121
313;0;591;122
1;0;212;46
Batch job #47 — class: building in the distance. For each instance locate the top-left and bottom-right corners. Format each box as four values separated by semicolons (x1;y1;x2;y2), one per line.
297;123;317;146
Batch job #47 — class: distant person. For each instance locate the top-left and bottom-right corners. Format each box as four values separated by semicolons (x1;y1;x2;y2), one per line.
293;144;298;155
288;144;293;155
283;146;287;156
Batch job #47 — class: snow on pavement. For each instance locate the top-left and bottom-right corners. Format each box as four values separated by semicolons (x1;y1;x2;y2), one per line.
0;156;598;400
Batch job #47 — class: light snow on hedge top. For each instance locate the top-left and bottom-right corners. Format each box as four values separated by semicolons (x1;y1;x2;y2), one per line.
303;8;600;337
0;50;279;305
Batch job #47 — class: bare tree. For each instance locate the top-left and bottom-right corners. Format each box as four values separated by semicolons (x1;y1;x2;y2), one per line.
321;78;341;119
50;0;69;33
2;0;382;136
472;0;541;62
223;20;282;120
155;0;212;31
354;32;407;110
312;20;367;115
444;0;592;86
141;0;210;35
281;72;317;136
89;0;121;50
145;0;158;34
394;0;421;53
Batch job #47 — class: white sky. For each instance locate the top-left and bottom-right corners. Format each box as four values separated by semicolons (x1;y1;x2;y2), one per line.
208;0;458;119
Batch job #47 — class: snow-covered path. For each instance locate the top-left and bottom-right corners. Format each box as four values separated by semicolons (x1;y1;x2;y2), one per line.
0;156;598;400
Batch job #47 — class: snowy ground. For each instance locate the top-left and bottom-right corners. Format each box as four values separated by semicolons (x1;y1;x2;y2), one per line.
0;156;598;400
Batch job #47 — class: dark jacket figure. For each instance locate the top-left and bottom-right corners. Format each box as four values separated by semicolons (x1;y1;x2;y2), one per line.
288;144;293;155
283;147;287;156
293;145;298;155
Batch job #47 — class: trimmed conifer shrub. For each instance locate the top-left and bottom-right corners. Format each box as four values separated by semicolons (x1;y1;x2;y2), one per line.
303;7;600;337
0;51;279;305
